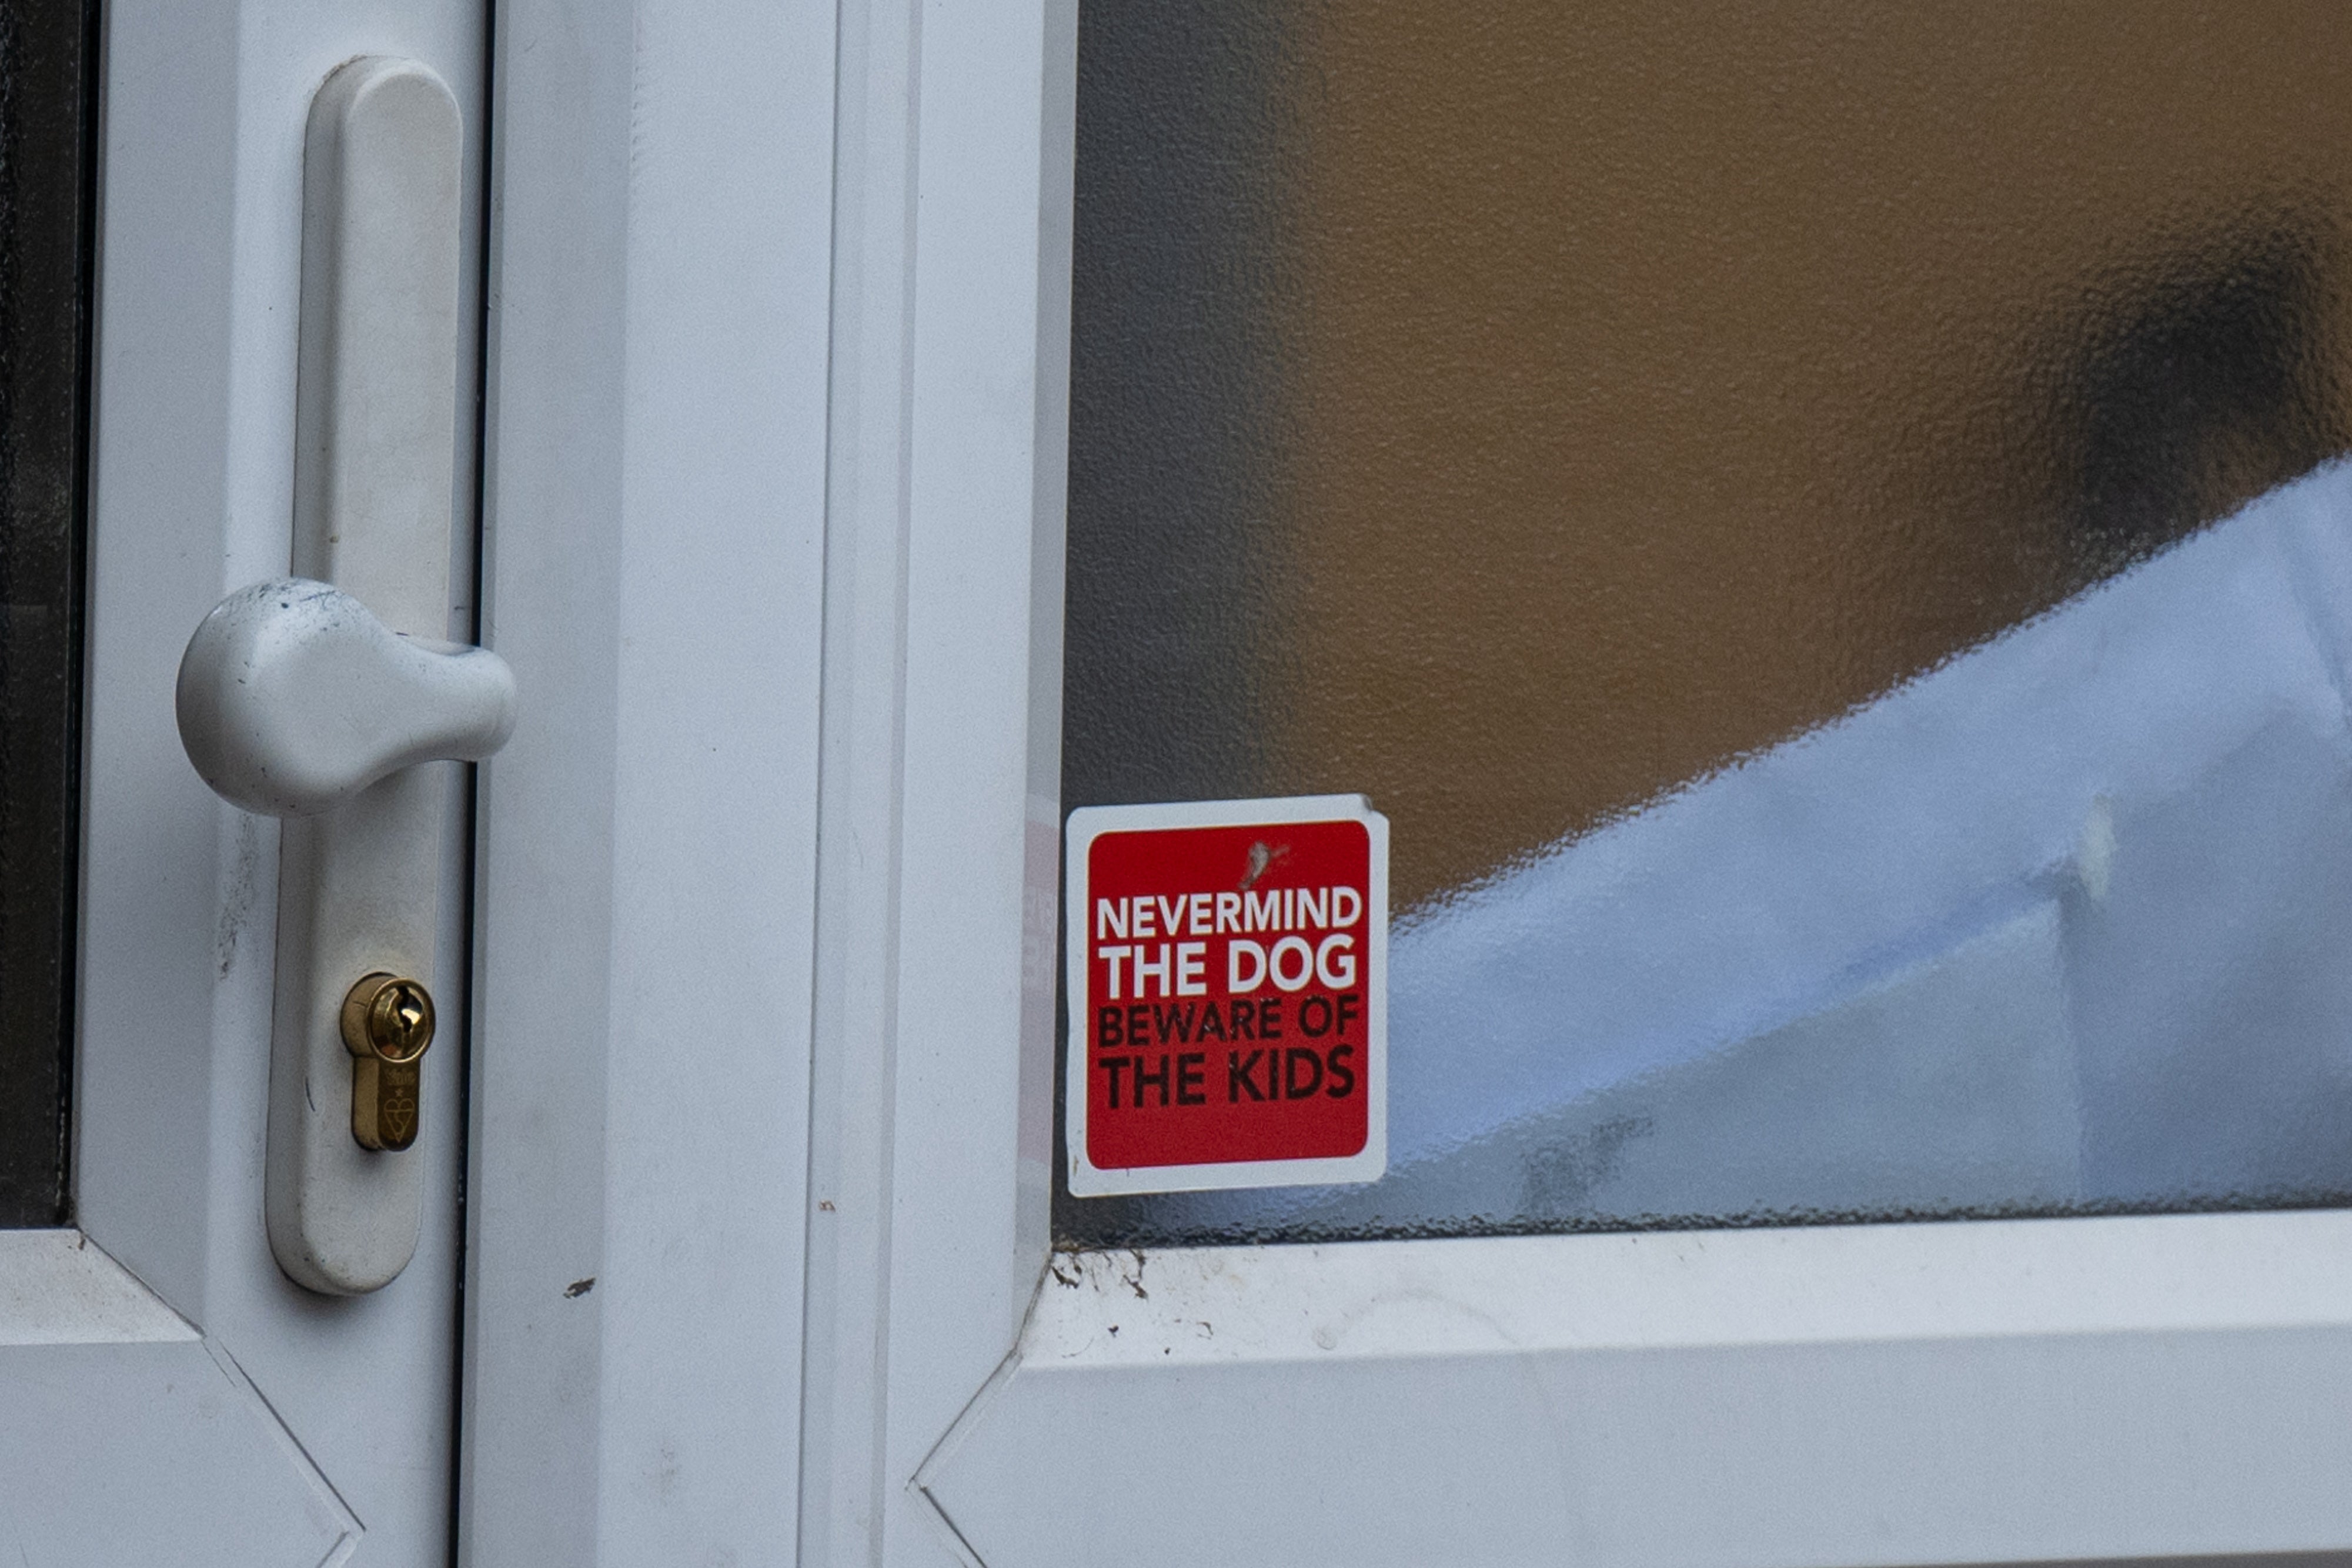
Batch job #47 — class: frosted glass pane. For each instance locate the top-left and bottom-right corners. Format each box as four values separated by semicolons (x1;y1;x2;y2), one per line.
1060;2;2352;1245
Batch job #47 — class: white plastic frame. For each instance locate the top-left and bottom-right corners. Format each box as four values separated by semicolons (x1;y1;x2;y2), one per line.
52;0;487;1560
459;0;833;1560
464;3;2352;1566
818;9;2352;1568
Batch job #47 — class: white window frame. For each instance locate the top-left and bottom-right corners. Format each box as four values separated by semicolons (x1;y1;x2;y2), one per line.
462;3;2352;1564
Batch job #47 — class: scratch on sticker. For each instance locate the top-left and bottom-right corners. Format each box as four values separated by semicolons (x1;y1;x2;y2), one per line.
1238;840;1290;891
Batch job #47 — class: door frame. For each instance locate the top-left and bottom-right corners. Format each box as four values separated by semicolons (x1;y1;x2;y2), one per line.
463;0;1061;1558
459;0;836;1559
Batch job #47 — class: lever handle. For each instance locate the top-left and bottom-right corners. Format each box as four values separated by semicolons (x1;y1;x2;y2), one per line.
177;577;516;817
205;56;470;1296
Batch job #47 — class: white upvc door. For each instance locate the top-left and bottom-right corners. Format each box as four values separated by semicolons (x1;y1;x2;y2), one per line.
21;0;837;1561
41;1;2349;1564
774;9;2352;1568
5;0;486;1563
15;0;837;1559
15;0;835;1554
19;0;841;1556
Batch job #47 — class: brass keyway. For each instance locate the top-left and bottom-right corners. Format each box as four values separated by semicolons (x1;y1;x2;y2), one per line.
340;972;435;1151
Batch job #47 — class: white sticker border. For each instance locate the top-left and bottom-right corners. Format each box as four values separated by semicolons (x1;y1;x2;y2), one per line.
1064;794;1389;1198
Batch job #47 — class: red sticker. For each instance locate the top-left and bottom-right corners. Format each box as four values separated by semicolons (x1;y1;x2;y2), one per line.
1065;796;1387;1196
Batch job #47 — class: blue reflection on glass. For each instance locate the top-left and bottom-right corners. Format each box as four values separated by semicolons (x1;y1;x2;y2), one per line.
1134;463;2352;1237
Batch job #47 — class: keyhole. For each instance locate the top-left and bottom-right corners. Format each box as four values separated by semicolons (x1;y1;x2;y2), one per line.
343;973;436;1065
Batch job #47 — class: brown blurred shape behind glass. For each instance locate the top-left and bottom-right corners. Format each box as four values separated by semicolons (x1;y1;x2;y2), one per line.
1064;1;2352;914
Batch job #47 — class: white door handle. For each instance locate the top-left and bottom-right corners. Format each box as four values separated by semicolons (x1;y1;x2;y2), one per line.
178;578;516;818
172;56;478;1295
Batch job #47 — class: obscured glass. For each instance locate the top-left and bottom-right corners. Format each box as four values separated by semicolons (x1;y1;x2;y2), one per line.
0;0;94;1227
1059;2;2352;1245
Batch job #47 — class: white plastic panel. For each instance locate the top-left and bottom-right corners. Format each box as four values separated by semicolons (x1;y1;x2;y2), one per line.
794;2;1074;1564
928;1214;2352;1568
72;0;486;1557
460;0;834;1558
0;1230;195;1346
0;1234;349;1567
0;1339;358;1566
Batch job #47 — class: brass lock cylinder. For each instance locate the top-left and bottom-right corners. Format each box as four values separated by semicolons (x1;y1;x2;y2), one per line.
342;972;435;1151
